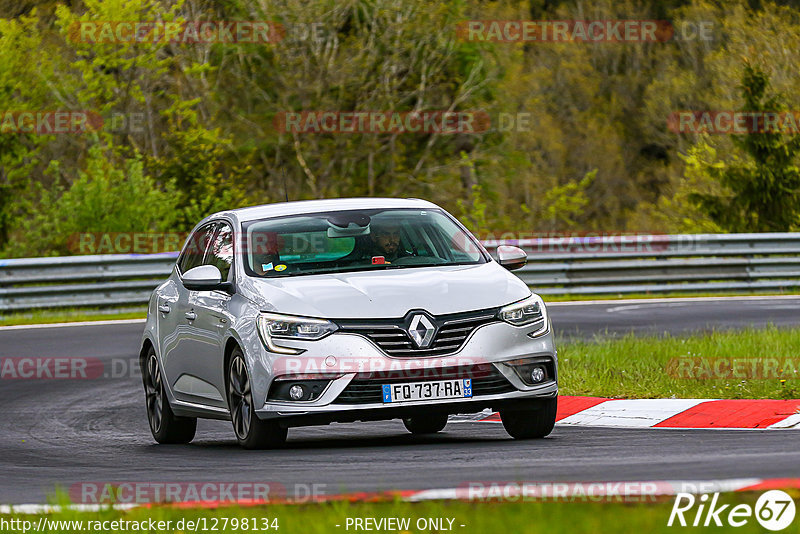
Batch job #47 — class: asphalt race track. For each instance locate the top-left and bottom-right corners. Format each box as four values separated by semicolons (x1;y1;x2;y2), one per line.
2;296;800;504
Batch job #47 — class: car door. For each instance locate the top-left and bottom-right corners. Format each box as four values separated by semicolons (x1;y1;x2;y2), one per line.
160;222;217;403
183;222;235;407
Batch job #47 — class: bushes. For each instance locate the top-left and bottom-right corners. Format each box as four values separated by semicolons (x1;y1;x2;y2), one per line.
9;145;176;257
3;0;800;257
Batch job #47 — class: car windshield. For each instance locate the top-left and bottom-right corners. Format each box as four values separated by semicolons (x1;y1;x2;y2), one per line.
241;208;487;278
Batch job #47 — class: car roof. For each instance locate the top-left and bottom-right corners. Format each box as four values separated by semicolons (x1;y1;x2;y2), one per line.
212;197;440;223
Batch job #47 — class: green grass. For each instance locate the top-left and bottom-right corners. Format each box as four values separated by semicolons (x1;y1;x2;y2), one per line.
0;307;146;326
558;325;800;399
3;492;796;534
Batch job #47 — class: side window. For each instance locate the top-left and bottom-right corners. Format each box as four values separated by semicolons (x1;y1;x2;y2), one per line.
178;224;216;274
207;224;234;281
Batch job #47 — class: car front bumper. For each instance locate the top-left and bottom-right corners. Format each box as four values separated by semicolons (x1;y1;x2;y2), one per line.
252;320;558;423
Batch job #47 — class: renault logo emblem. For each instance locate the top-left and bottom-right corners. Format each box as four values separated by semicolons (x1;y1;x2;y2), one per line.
408;314;436;348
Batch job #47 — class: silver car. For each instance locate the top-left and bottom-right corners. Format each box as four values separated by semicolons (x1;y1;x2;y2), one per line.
140;198;557;449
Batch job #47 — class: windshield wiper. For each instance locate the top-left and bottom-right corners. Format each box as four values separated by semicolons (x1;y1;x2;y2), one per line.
383;263;445;269
259;261;477;278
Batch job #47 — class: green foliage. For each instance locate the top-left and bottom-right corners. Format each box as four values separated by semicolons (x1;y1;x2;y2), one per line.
457;184;489;235
4;0;800;257
149;103;250;231
539;169;595;231
0;134;37;246
0;13;51;249
9;144;176;257
646;141;726;233
687;63;800;231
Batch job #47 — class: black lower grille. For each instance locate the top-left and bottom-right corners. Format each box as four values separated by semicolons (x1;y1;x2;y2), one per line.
336;308;499;357
333;364;516;404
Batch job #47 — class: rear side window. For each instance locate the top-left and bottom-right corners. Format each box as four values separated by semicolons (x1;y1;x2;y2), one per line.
178;224;216;274
207;224;234;281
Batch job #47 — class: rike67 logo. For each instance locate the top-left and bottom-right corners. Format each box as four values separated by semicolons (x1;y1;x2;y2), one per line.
668;490;796;530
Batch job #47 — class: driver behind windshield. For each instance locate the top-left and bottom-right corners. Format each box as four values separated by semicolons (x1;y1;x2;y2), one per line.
369;221;410;262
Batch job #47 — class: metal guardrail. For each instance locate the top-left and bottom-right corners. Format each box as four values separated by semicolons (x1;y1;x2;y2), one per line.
482;233;800;295
1;233;800;311
0;253;178;311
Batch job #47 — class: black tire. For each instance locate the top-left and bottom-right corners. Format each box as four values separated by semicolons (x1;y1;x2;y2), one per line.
500;397;557;439
402;414;448;434
227;348;288;449
143;347;197;444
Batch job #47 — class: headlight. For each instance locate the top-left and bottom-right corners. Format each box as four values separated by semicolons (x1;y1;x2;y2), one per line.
257;313;338;354
498;294;548;333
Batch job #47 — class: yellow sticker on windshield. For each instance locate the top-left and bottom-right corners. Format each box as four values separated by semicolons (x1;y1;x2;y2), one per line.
275;264;287;272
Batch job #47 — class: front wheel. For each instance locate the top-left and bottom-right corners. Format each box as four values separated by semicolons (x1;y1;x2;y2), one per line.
403;414;448;434
227;348;287;449
500;397;557;439
143;348;197;444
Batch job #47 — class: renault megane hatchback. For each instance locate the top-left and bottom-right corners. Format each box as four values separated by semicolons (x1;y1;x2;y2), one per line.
140;198;557;448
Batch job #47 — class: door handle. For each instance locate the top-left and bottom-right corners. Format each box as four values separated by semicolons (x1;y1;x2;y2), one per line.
158;304;170;314
185;311;197;321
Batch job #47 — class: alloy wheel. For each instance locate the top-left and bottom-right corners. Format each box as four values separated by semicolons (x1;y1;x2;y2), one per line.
229;356;252;440
145;354;164;433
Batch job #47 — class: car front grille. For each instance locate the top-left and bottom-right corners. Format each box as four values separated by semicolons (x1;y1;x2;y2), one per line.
335;308;499;357
332;364;517;404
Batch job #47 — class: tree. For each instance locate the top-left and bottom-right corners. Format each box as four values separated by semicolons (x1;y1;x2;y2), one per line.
13;144;177;257
688;62;800;231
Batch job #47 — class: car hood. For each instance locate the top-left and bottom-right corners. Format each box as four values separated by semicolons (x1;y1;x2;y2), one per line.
240;262;531;318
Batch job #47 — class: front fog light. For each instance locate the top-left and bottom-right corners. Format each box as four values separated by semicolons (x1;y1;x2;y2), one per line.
502;358;554;386
267;379;331;402
530;366;545;383
289;384;305;400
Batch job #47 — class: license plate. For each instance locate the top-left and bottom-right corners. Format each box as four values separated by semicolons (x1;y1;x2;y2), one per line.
382;379;473;403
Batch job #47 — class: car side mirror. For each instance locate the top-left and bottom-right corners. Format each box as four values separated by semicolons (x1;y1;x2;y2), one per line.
496;245;527;271
182;265;227;291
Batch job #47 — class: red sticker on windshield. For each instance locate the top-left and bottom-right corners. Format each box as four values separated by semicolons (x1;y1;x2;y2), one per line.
371;256;386;265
